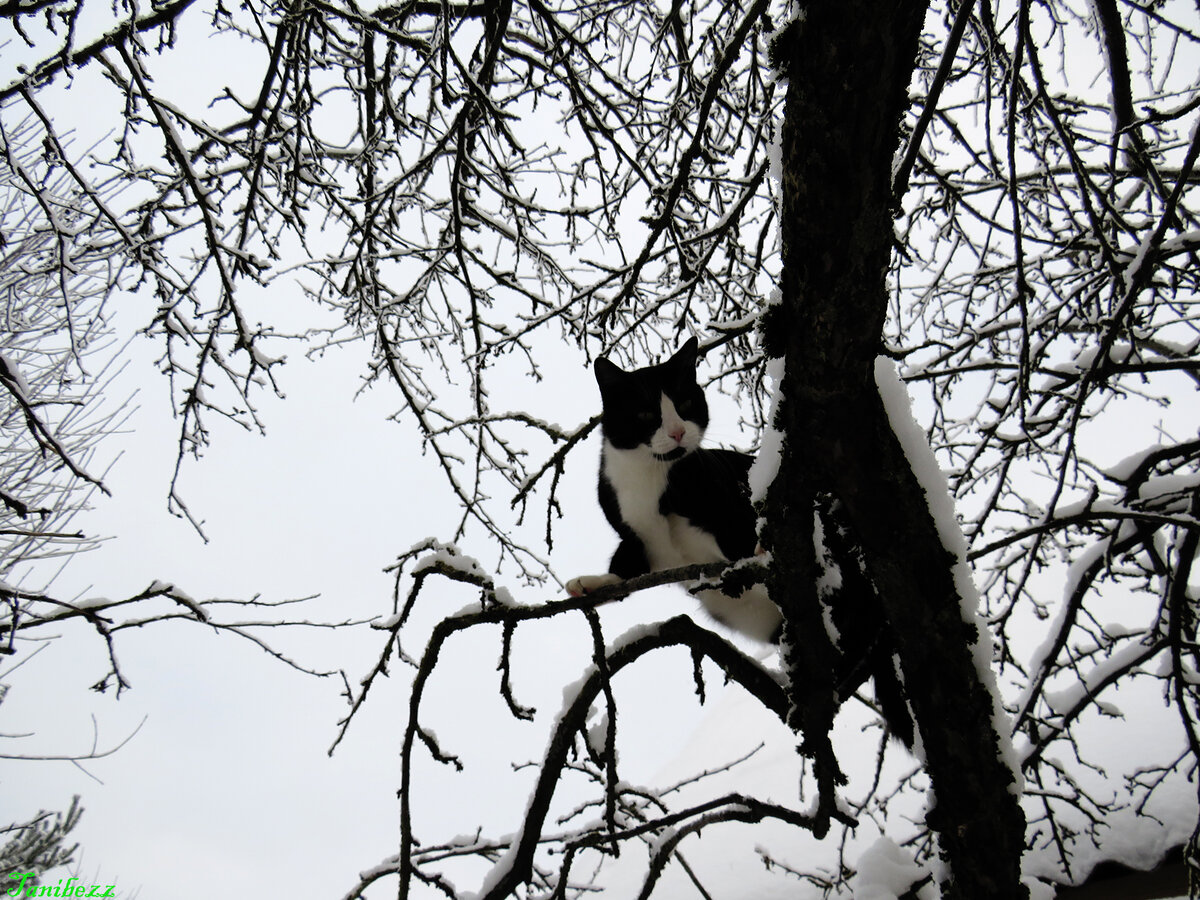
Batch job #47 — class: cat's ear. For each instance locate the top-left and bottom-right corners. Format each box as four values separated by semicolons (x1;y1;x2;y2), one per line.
594;356;625;392
665;336;699;371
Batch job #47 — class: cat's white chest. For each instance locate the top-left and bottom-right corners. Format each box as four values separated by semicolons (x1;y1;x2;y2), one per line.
602;444;723;569
600;442;778;641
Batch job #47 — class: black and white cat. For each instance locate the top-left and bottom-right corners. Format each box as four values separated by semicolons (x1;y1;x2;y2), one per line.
566;338;782;643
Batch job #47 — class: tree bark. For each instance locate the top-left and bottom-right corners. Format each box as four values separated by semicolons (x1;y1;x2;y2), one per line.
764;2;1028;897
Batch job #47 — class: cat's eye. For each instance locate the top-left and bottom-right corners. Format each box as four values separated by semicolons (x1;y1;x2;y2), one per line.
637;410;657;423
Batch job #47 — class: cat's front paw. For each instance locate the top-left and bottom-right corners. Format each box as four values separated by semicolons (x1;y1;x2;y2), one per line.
566;573;622;596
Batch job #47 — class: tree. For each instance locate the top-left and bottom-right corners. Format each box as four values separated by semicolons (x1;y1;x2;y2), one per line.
3;0;1199;898
0;112;128;585
764;2;1026;895
0;95;349;897
1;796;82;890
0;111;343;691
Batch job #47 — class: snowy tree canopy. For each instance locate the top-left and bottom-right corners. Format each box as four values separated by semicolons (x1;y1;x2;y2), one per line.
2;0;1199;897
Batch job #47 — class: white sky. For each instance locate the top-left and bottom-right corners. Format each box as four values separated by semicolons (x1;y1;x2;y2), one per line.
4;309;747;898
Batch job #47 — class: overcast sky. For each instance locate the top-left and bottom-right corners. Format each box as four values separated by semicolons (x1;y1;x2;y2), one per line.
5;309;757;898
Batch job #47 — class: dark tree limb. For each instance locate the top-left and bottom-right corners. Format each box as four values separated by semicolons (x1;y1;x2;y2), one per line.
765;2;1028;897
378;554;777;899
474;615;799;900
0;0;198;104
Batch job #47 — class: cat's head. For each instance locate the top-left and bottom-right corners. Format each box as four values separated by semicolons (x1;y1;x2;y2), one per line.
594;337;708;461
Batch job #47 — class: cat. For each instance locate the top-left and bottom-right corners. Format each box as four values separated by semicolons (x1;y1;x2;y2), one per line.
566;337;782;643
565;338;916;744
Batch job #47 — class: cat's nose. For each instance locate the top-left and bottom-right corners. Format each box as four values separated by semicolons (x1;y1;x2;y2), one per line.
669;426;685;443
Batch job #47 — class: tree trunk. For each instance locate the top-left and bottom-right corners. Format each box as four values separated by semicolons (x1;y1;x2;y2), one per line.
764;2;1029;897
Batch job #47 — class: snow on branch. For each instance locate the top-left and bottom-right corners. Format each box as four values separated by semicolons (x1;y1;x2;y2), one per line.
333;542;824;899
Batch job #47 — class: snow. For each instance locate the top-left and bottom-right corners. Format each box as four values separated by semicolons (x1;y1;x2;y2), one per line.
585;708;610;760
749;353;785;504
768;119;784;182
848;837;925;900
70;594;117;610
371;611;403;630
812;508;844;647
411;543;487;579
709;312;761;334
1122;229;1157;294
1021;794;1196;890
811;509;843;600
596;661;1194;898
874;357;1024;791
1102;443;1172;483
1053;341;1134;377
249;343;284;371
1049;491;1200;527
1155;228;1200;258
1014;539;1110;728
1040;639;1158;721
1135;472;1200;503
0;352;31;400
464;837;521;900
